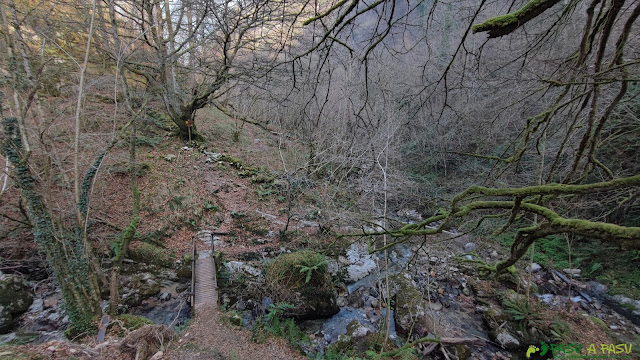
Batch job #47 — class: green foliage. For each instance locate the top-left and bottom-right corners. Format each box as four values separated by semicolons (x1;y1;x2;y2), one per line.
503;299;541;329
204;201;219;212
256;184;275;200
550;320;571;341
64;313;98;339
251;302;308;348
169;195;187;210
136;134;163;148
590;316;608;330
296;258;329;283
114;314;153;331
495;231;640;297
128;243;176;268
266;250;329;289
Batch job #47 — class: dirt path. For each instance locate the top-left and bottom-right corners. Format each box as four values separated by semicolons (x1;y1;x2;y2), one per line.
166;305;305;360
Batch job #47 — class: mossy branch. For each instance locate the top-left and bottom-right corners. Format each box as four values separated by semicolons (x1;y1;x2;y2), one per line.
341;175;640;274
472;0;563;38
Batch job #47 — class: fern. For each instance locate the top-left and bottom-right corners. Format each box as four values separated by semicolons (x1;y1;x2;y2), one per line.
296;258;329;283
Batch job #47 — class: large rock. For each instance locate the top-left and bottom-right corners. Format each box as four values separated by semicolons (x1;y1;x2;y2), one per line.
345;243;376;283
0;274;33;334
265;250;339;319
0;306;14;334
495;331;520;349
129;273;161;298
393;273;430;337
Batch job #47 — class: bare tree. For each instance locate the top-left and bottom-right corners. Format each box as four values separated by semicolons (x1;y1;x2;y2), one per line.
101;0;307;140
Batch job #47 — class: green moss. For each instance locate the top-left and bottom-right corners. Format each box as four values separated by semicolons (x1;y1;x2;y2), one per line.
472;0;559;35
265;250;328;289
128;243;176;268
114;314;153;331
590;316;608;330
472;14;517;32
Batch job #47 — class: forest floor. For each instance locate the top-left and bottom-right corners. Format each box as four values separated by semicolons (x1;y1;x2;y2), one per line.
1;105;639;360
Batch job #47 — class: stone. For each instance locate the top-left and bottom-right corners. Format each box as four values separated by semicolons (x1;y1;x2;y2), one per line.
345;243;376;283
337;297;347;308
371;298;379;308
336;283;348;297
163;154;177;162
265;251;339;319
526;263;542;273
429;256;439;264
394;273;427;336
226;261;262;278
347;292;364;308
563;268;581;277
138;279;161;297
176;283;189;293
427;301;443;311
29;298;44;313
123;293;143;307
0;274;33;334
0;274;33;314
369;287;379;298
159;292;171;301
0;306;13;334
397;209;423;222
491;250;499;257
150;351;165;360
463;243;476;252
203;151;221;161
495;332;520;349
327;260;340;276
350;324;370;338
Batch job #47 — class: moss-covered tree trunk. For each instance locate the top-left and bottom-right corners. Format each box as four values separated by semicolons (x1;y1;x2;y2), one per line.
108;120;140;315
2;117;101;334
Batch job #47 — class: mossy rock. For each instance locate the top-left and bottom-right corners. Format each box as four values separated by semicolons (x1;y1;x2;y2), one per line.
128;243;176;268
393;273;427;336
0;274;34;333
265;250;338;319
0;305;14;334
266;250;328;289
0;274;33;314
114;314;153;331
176;256;193;279
482;304;510;330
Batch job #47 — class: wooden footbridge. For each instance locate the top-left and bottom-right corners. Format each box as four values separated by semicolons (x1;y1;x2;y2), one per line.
191;231;219;311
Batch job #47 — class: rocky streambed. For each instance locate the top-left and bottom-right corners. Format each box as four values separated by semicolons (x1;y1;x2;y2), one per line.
215;224;640;360
0;253;192;345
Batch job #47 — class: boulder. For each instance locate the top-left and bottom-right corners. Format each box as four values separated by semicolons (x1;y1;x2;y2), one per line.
0;274;33;314
463;242;477;252
345;243;376;283
393;273;435;337
0;306;14;334
495;331;520;349
265;250;339;319
0;274;33;334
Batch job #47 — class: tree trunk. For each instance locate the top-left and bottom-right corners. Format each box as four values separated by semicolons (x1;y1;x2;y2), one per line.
2;117;102;335
163;96;207;141
109;119;140;314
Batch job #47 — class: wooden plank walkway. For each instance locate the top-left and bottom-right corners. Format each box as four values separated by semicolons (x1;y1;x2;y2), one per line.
193;230;219;311
194;253;218;310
